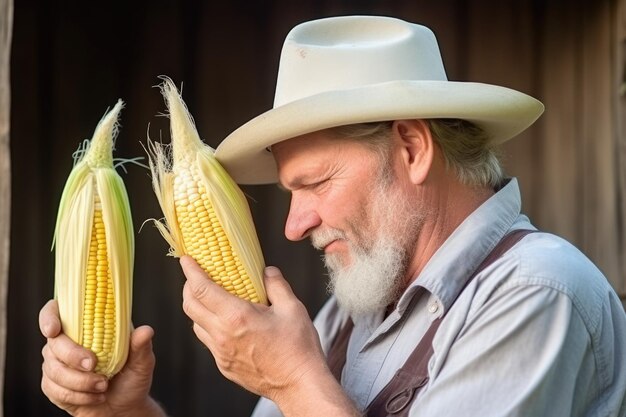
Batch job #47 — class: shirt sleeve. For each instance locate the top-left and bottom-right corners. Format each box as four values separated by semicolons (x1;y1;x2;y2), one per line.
412;283;597;417
250;397;283;417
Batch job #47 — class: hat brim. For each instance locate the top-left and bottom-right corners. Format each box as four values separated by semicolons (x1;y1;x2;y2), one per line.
215;80;544;184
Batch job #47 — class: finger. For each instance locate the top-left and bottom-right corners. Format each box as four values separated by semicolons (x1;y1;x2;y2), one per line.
182;281;254;349
124;325;156;377
180;255;248;314
182;280;218;328
191;323;235;379
42;345;107;393
263;266;298;306
41;373;106;408
47;332;97;372
191;322;215;353
39;299;61;338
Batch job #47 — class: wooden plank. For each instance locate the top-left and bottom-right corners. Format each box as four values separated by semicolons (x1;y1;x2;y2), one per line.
581;0;621;289
458;0;624;297
462;0;544;217
537;2;582;243
615;0;626;300
0;0;12;416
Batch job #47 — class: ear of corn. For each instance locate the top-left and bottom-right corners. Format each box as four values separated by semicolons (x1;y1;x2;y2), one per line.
53;100;133;378
147;77;267;304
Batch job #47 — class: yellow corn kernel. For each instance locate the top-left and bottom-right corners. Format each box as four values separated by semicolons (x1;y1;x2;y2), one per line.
53;100;133;378
147;77;267;304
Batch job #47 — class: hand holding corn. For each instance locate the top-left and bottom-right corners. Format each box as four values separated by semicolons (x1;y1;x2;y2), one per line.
180;257;337;411
39;299;166;417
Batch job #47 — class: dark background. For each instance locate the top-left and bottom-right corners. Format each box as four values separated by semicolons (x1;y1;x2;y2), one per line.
7;0;625;416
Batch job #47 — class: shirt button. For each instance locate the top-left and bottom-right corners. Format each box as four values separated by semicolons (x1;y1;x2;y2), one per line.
428;303;439;314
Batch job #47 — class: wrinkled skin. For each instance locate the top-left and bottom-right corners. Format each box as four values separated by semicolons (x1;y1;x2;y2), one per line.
39;299;165;417
180;258;359;416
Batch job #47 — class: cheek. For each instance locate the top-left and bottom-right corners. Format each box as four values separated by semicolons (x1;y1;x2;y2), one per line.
338;194;379;249
320;185;369;229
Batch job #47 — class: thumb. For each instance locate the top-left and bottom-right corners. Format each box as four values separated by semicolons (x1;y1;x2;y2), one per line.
39;299;61;338
263;266;297;305
125;325;156;376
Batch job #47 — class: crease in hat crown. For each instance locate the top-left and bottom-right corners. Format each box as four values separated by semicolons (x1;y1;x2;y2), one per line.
274;15;447;107
215;15;545;185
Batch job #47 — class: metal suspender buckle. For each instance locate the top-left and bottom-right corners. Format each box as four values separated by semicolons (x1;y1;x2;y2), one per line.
385;376;429;414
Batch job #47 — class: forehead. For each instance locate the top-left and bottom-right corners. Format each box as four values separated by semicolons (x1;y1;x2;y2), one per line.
271;130;378;185
271;129;336;160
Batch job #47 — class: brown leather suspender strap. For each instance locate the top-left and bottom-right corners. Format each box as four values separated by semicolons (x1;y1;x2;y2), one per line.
326;229;537;417
328;318;354;381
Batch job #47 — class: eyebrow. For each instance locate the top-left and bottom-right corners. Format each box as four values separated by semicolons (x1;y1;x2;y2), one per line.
276;174;308;192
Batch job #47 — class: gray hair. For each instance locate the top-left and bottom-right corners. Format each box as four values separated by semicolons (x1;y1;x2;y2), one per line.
329;119;503;188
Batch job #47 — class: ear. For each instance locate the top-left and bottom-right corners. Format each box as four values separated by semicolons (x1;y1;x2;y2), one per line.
392;119;434;185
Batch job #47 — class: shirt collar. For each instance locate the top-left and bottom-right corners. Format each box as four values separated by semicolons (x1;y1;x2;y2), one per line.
395;178;522;316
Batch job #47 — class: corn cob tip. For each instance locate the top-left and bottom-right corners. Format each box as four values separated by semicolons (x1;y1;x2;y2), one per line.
84;99;125;168
157;77;207;166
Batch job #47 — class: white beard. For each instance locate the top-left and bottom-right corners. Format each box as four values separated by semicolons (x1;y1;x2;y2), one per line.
324;236;407;317
311;178;425;317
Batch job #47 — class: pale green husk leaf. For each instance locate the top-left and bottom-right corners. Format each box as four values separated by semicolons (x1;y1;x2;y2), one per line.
53;100;134;377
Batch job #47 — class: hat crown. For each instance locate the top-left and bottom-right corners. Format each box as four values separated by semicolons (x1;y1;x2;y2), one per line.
274;16;448;108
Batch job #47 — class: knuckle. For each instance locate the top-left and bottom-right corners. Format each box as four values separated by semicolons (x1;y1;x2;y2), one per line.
41;378;72;410
212;333;237;360
216;358;234;375
40;375;50;396
225;310;247;328
191;281;210;300
47;360;63;384
211;329;228;349
50;337;83;369
191;322;202;338
58;388;74;405
46;335;68;360
286;297;307;315
182;298;192;317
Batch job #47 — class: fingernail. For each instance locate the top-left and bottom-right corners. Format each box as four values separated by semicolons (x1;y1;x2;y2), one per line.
95;380;107;392
81;358;93;370
264;266;280;277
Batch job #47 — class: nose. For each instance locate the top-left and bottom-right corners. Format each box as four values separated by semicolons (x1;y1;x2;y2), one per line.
284;193;321;241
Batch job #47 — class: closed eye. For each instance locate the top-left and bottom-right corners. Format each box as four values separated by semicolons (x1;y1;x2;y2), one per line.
277;177;330;193
305;179;331;193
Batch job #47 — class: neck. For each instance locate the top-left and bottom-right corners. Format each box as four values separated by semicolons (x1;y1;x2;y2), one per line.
404;180;494;287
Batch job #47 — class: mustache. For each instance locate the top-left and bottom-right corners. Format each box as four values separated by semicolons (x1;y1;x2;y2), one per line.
310;228;347;250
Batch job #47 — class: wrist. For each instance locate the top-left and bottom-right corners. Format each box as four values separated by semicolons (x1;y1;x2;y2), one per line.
119;397;169;417
274;364;361;417
139;397;169;417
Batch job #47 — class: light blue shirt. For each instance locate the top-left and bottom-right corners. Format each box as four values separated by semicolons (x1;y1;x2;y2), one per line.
252;178;626;417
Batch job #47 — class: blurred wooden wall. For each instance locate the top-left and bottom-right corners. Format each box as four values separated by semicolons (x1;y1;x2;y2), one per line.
6;0;625;416
0;0;11;416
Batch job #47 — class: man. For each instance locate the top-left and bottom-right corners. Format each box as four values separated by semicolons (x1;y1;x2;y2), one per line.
40;15;626;417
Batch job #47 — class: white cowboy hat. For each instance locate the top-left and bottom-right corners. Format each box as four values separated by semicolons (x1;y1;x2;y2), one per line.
215;15;544;184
